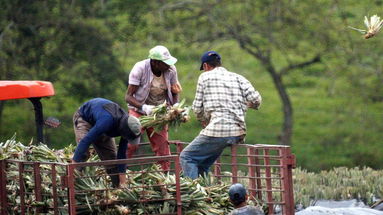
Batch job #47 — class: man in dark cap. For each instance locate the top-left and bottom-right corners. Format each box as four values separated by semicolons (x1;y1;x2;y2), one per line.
72;97;141;187
228;183;264;215
180;51;262;179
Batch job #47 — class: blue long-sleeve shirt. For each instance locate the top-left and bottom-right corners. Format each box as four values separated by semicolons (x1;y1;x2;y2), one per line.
72;98;129;172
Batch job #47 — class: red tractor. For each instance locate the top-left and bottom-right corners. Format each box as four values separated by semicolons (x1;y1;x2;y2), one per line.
0;81;59;143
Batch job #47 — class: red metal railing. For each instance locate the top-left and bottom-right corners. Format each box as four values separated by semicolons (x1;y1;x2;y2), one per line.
1;142;295;215
0;160;68;214
133;141;296;215
66;155;181;215
1;156;181;215
213;144;296;215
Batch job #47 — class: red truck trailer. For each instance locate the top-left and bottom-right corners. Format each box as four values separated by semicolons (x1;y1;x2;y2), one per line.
0;81;296;214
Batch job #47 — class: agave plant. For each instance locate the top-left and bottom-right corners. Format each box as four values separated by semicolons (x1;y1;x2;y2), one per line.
349;15;383;39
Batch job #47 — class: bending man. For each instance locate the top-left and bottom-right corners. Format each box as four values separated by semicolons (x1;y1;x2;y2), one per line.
72;98;141;187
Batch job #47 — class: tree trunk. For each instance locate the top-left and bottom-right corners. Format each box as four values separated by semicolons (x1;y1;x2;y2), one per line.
262;58;293;146
234;38;294;145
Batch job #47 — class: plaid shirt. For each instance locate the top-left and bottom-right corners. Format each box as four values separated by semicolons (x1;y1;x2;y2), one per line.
192;67;262;137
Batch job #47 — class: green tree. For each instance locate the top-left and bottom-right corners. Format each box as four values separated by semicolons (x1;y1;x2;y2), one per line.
0;0;124;145
152;0;335;145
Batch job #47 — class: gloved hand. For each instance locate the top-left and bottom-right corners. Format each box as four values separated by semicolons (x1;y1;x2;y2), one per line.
142;104;155;115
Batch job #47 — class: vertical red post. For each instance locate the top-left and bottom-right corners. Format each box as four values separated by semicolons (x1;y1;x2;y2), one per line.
231;145;238;184
247;147;256;197
281;147;295;215
174;141;183;155
174;157;182;215
51;164;58;215
214;157;222;182
254;149;263;200
0;160;7;215
264;149;274;214
19;162;25;214
67;164;76;215
33;162;42;214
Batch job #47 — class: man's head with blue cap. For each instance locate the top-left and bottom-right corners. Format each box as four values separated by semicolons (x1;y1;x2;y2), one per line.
199;51;221;71
229;183;247;206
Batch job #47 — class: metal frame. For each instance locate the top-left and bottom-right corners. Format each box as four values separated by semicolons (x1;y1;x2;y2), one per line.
1;160;67;215
1;142;295;215
168;142;296;215
66;155;182;215
28;97;44;143
0;160;7;215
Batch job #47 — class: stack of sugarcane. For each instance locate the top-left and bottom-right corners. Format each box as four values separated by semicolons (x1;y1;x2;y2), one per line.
139;99;191;134
1;138;264;214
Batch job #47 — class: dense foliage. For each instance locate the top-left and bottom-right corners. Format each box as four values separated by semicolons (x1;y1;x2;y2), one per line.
1;0;383;171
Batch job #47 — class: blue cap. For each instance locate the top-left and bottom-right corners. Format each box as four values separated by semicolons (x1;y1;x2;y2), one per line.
200;51;221;70
229;183;247;204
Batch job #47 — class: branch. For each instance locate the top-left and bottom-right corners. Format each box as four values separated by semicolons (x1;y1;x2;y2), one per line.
159;0;200;20
280;55;321;75
226;27;266;60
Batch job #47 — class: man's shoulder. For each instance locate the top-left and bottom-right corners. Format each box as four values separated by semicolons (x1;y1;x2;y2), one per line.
229;205;264;215
83;98;111;107
132;59;150;72
136;59;150;65
166;65;177;75
215;67;241;78
230;71;250;84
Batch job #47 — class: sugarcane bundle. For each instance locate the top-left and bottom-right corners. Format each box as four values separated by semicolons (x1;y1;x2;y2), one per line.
139;99;191;134
349;15;383;39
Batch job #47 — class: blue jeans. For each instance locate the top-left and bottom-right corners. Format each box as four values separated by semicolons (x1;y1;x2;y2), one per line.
180;134;242;179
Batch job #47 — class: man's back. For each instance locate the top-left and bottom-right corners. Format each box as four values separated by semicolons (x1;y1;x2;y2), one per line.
79;98;112;124
197;67;247;113
192;67;261;137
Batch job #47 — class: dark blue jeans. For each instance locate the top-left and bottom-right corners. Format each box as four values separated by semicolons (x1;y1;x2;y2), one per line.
180;134;242;179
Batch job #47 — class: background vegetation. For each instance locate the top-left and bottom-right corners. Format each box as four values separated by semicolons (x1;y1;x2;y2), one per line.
1;0;383;171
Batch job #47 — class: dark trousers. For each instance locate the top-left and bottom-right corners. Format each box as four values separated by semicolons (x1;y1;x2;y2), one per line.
73;110;119;186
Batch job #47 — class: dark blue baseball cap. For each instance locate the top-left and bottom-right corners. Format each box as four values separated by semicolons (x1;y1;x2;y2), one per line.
229;183;247;204
200;51;221;70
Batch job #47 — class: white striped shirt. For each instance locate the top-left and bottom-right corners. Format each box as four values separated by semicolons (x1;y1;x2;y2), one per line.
192;67;262;137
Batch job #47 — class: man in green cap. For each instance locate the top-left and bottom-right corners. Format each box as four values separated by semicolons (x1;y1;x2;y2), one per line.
125;45;182;171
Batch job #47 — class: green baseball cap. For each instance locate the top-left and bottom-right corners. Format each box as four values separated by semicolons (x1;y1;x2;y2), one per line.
148;45;177;65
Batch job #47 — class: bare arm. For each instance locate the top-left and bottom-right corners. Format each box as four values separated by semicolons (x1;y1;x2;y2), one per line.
171;82;182;104
125;85;142;109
